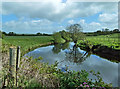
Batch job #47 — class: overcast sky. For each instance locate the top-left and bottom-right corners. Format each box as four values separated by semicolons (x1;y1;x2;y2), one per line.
1;0;118;34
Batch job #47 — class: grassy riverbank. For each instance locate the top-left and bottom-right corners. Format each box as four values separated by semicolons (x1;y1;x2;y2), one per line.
0;35;113;88
2;36;54;55
78;33;120;50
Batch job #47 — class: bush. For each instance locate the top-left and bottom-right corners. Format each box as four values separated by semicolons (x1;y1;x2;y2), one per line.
1;55;112;88
53;32;65;43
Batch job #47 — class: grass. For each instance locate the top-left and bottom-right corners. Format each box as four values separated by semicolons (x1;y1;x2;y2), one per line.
2;36;54;55
1;35;113;88
78;33;120;50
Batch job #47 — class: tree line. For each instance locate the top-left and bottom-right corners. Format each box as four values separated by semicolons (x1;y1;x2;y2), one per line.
0;26;119;39
0;31;52;37
85;28;120;36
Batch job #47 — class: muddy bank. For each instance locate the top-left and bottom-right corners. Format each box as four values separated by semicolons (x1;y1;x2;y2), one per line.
92;46;120;62
79;45;120;62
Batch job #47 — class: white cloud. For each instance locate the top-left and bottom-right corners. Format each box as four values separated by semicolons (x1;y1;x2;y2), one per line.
78;19;117;32
99;13;118;23
2;2;118;22
89;22;101;26
2;19;64;34
2;2;118;33
68;20;75;24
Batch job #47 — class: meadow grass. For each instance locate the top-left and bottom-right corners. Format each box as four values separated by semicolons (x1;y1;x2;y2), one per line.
1;35;113;88
78;33;120;50
2;36;54;55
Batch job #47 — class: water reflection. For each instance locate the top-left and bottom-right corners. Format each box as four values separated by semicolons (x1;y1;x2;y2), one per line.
65;45;91;64
52;42;69;54
25;42;118;87
52;42;91;64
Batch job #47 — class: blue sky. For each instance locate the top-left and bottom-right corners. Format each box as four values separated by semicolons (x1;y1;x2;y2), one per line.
2;1;118;34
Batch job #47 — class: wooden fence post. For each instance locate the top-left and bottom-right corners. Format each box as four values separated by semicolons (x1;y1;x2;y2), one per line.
9;47;17;86
16;46;20;86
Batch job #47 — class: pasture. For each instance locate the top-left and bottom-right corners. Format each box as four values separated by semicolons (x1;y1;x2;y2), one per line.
85;33;120;50
2;36;53;55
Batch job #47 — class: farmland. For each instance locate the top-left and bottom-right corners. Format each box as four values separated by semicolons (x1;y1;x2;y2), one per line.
2;36;54;55
78;33;120;50
1;33;120;55
1;34;119;88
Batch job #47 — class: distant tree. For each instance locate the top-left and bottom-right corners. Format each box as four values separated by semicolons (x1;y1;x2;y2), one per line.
8;32;16;36
37;32;42;36
66;24;85;44
113;29;119;33
2;31;7;35
96;30;102;33
105;28;109;32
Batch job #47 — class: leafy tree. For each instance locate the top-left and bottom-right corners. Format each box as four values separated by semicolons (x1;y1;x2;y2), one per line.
53;32;65;43
66;24;85;44
113;29;119;33
8;32;16;36
60;30;71;41
36;32;42;36
96;30;102;33
105;28;109;32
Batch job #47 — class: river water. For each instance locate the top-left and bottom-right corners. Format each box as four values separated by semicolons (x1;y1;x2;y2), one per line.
25;42;118;87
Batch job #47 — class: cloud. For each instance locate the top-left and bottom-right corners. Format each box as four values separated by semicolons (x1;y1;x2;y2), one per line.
68;20;75;24
78;19;117;32
99;13;118;23
78;20;101;32
2;2;118;22
2;2;118;33
2;18;64;34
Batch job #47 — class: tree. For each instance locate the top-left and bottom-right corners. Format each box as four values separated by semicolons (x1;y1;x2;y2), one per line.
52;32;65;43
8;32;16;36
36;32;42;36
105;28;109;32
96;30;102;33
66;24;85;44
59;30;71;41
113;29;119;33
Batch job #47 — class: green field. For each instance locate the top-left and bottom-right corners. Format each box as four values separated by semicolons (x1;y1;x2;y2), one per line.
2;36;53;55
78;33;120;50
1;35;114;88
2;33;120;56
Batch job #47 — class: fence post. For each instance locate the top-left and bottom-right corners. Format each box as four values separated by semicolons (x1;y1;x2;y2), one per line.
9;47;17;86
16;46;20;86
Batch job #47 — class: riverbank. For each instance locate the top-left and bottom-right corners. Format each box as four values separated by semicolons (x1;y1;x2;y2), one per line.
0;36;113;88
77;33;120;62
86;33;120;50
78;42;120;62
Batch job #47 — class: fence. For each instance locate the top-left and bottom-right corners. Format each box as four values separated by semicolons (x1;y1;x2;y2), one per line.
1;46;21;88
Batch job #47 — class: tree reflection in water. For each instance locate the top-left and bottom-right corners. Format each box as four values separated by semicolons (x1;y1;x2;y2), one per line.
65;45;91;64
52;42;91;64
52;42;69;54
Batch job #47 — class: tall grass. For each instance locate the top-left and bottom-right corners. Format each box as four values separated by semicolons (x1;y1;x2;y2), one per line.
2;36;54;55
78;33;120;50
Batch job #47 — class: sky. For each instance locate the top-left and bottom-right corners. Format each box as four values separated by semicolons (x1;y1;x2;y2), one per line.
1;0;118;34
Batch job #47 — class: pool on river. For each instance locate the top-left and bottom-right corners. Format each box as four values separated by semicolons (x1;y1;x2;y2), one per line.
25;42;118;87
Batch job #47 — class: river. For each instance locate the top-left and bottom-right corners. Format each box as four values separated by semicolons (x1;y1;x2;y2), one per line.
25;42;118;87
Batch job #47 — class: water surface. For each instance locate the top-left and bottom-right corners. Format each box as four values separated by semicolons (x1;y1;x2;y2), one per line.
25;42;118;87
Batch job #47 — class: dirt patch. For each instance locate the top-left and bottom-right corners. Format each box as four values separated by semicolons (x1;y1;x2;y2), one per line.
93;46;120;62
79;44;120;62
